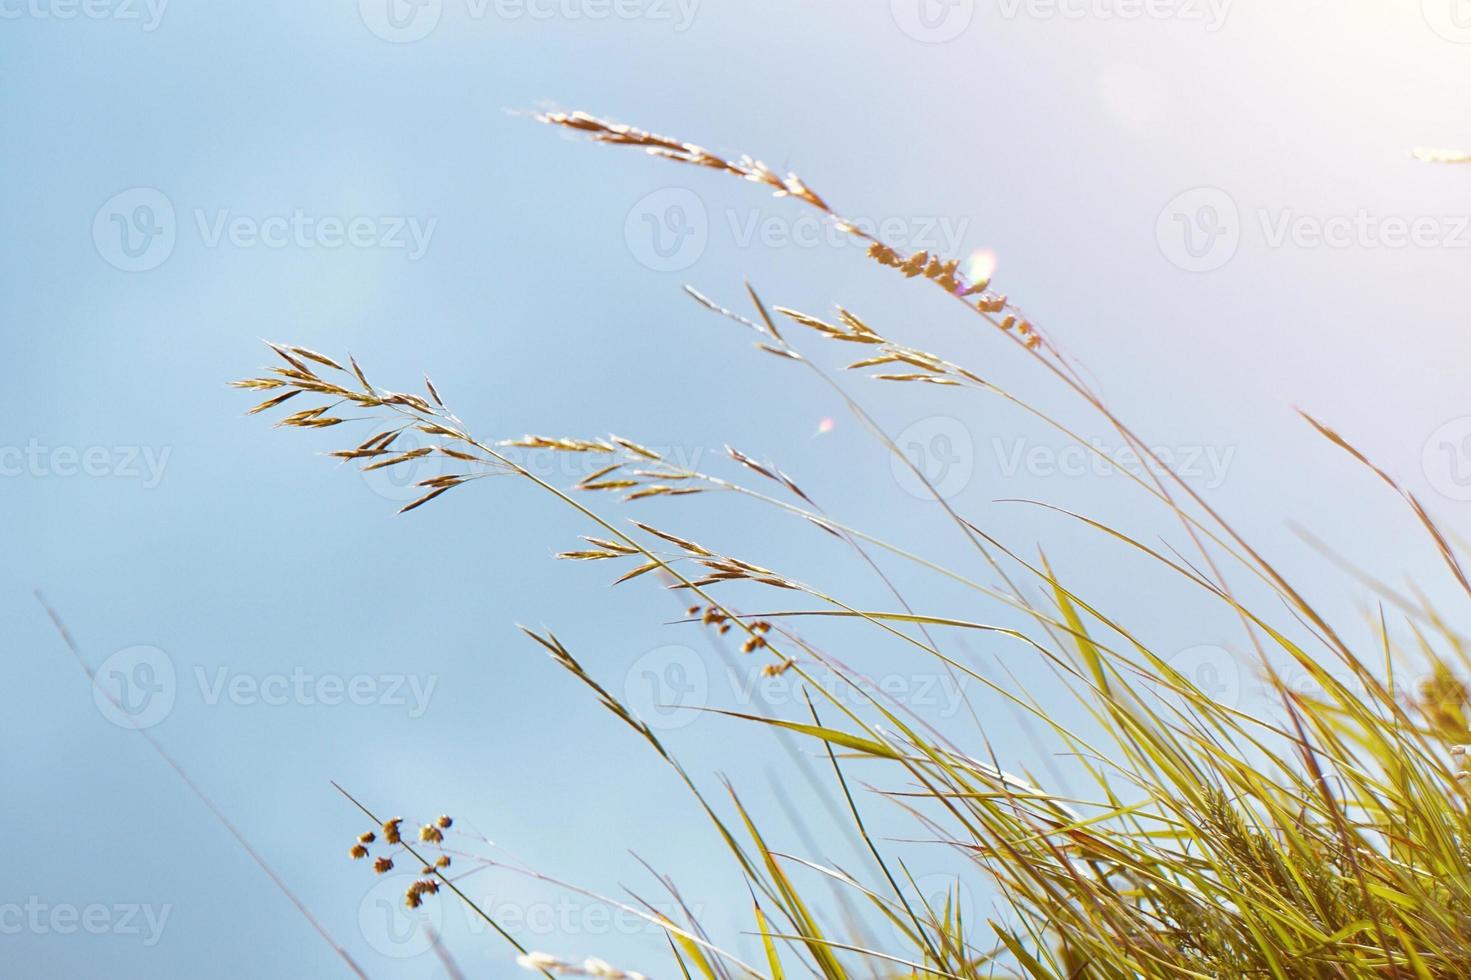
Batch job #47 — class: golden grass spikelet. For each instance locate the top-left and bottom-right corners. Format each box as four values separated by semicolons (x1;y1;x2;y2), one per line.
1412;146;1471;164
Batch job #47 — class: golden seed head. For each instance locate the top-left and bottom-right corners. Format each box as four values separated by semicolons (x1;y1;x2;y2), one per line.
435;855;451;868
420;825;444;844
373;857;394;874
404;891;422;909
350;844;368;860
436;815;453;829
358;831;376;844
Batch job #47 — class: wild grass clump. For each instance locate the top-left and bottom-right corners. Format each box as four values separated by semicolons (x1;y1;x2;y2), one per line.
237;113;1471;978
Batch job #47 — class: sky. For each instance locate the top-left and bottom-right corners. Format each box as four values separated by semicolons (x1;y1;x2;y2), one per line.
5;1;1471;976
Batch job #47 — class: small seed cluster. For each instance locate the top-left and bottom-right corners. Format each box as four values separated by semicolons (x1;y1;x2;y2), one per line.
349;814;454;908
688;606;793;675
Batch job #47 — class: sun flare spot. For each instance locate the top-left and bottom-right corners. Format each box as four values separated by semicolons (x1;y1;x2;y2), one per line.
964;248;997;286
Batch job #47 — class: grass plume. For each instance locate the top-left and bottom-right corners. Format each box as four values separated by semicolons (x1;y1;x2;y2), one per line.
237;112;1471;978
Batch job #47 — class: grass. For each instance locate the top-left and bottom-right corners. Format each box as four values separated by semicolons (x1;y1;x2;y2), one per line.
236;112;1471;978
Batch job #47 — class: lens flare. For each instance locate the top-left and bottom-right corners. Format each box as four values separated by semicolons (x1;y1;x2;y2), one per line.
964;248;997;285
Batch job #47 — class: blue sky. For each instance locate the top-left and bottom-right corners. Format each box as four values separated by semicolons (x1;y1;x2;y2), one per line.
5;1;1471;976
